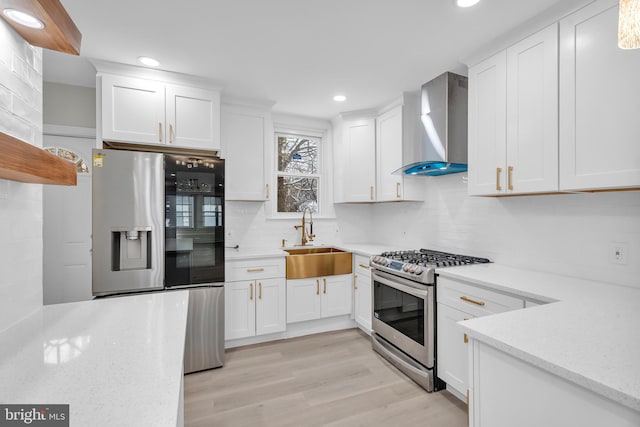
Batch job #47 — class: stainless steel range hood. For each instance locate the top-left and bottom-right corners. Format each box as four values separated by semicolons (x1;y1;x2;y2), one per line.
395;72;468;176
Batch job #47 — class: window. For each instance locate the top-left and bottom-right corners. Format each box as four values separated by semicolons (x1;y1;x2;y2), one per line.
276;133;320;213
202;196;223;227
175;196;194;227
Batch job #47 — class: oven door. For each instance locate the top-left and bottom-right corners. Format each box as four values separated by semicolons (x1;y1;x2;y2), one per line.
372;270;434;368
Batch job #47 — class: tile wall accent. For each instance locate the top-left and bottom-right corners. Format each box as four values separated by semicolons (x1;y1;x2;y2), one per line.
0;20;44;331
225;201;373;250
370;174;640;289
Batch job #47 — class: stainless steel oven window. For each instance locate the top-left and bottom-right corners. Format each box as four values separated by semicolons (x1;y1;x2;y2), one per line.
371;270;434;368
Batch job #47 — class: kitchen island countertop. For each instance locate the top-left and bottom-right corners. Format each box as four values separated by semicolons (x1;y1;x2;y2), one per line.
0;291;189;426
439;264;640;413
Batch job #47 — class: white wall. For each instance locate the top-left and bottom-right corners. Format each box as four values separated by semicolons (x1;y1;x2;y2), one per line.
0;21;44;331
43;81;96;128
369;174;640;289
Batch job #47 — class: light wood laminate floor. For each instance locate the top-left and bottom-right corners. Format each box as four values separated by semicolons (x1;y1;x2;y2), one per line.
185;328;467;427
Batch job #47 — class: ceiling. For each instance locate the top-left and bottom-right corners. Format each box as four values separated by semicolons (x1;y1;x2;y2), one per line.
44;0;588;119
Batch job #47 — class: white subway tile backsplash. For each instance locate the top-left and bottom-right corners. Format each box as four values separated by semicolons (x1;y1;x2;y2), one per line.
367;175;640;289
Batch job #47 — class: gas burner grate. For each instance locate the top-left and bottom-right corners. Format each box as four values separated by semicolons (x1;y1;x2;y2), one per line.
379;249;490;267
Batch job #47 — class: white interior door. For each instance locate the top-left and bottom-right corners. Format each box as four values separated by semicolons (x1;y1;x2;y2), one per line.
43;134;93;305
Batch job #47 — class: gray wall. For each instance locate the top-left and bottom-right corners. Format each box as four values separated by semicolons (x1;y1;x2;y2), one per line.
43;82;96;128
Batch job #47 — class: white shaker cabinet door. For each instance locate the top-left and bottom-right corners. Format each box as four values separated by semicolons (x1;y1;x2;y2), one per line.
506;23;559;194
287;278;322;323
468;51;507;196
101;74;165;144
221;106;268;201
342;119;376;202
559;0;640;190
376;106;404;201
256;278;287;336
353;272;372;333
436;303;474;398
225;281;256;340
166;84;220;151
321;274;352;318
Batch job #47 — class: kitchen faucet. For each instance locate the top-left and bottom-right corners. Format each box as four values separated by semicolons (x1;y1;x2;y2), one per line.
294;207;315;246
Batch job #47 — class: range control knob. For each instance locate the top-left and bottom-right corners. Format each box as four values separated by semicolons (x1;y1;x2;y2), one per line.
402;264;410;272
414;267;424;275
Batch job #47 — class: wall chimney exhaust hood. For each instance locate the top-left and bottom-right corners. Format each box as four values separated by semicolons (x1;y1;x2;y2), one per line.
394;72;468;176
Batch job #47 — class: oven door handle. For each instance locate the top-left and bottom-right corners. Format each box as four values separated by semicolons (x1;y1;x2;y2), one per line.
372;271;430;299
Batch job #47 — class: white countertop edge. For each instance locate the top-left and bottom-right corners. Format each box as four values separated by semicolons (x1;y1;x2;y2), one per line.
461;323;640;412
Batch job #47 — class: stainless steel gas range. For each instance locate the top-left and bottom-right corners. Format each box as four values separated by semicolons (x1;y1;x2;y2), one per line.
370;249;490;392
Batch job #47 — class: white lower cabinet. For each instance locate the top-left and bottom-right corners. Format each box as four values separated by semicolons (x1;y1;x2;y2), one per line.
353;255;372;333
437;303;474;398
225;278;286;340
287;274;352;323
225;257;286;341
436;276;523;400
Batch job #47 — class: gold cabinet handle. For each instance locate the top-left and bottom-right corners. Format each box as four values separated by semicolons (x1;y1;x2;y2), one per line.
460;296;485;306
358;263;370;269
258;282;262;299
508;165;514;191
496;167;502;191
159;122;163;143
247;268;265;273
169;124;174;144
316;279;320;295
370;186;374;201
323;278;327;294
249;283;253;300
463;318;469;343
265;184;270;200
396;182;401;198
354;274;358;290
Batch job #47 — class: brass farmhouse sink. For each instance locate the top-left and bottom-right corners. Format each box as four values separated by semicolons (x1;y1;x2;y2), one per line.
284;247;353;279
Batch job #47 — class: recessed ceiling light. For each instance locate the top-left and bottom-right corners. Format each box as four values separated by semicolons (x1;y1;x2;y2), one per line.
333;95;347;102
3;9;45;29
456;0;481;7
137;56;160;67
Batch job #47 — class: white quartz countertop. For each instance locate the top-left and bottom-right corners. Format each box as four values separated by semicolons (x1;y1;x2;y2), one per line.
224;243;405;260
437;264;640;412
225;246;288;260
0;291;189;427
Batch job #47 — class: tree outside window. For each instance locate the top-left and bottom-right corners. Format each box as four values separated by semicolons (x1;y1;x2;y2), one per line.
276;133;320;213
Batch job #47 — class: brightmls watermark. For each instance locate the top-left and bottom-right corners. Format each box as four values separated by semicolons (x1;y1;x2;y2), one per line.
0;405;68;426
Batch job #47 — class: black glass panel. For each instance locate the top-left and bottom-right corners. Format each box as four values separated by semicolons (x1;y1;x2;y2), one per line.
373;281;424;346
164;155;224;287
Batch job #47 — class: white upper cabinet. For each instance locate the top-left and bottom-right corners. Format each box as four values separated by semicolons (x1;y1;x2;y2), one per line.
376;106;404;201
101;74;165;145
100;73;221;151
559;0;640;191
221;104;270;201
506;24;559;194
468;51;507;196
166;85;220;150
341;118;376;202
468;24;558;196
336;95;424;203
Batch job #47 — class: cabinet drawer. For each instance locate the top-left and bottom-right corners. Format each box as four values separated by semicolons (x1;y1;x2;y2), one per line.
437;276;523;316
354;255;372;276
226;258;285;281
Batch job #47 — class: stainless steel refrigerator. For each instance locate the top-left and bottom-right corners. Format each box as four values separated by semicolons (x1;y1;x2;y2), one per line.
92;148;225;373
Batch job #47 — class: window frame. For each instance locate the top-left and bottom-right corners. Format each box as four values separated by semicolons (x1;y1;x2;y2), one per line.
271;126;328;219
275;131;321;216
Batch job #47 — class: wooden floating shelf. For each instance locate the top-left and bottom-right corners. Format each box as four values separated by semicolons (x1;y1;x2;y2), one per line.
0;0;82;55
0;131;76;186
